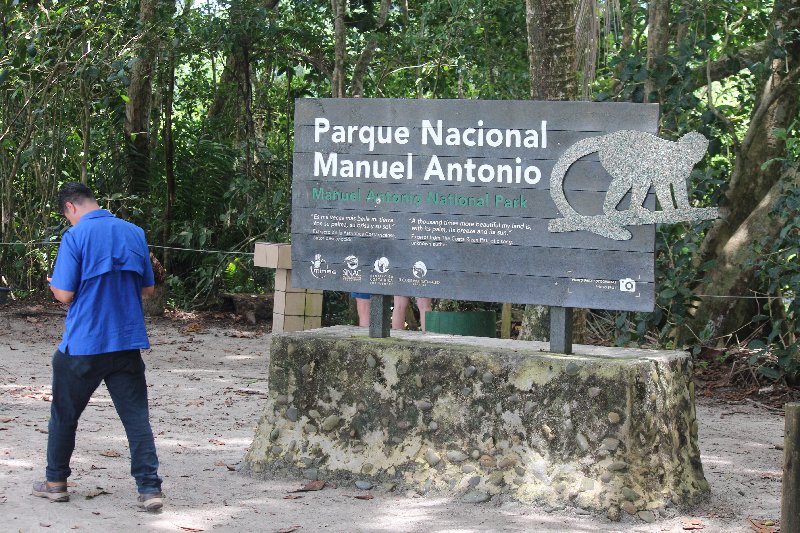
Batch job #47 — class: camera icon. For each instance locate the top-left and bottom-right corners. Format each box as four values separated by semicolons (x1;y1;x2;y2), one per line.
619;278;637;292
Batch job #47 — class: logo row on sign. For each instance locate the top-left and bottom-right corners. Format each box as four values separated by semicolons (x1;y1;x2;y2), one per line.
310;254;428;281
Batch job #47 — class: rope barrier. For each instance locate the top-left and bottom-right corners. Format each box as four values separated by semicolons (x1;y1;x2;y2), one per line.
0;241;255;256
0;242;794;302
148;244;254;256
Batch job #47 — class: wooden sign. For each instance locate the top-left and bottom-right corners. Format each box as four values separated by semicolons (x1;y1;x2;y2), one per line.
290;98;663;312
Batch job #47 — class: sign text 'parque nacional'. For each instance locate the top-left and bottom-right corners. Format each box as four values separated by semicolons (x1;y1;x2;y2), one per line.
290;98;716;312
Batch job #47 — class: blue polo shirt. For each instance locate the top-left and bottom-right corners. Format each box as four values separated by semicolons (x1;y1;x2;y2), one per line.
51;209;155;356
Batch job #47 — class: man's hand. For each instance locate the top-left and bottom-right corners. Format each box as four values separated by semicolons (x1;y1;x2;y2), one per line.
142;286;155;298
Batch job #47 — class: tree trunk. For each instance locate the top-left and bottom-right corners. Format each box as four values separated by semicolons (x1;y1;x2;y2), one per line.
207;0;279;142
644;0;671;103
163;44;176;272
517;304;550;341
525;0;577;100
687;0;800;343
689;169;799;343
79;41;91;185
331;0;346;98
520;0;583;342
350;0;392;98
125;0;158;197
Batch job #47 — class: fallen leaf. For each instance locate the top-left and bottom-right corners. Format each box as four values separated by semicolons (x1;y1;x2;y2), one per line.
226;464;236;471
185;323;203;333
26;317;40;323
177;527;204;532
682;518;704;530
85;488;111;499
290;480;325;492
0;417;12;423
283;495;303;500
354;494;374;500
275;527;302;533
90;465;106;470
100;450;121;457
39;523;51;528
748;517;776;533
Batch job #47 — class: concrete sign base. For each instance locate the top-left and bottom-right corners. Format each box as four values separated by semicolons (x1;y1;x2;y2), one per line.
243;327;709;519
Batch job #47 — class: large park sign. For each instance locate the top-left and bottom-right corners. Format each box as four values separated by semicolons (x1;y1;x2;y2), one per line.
290;98;716;312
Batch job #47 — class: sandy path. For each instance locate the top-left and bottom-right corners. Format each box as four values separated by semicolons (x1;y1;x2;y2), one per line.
0;309;785;532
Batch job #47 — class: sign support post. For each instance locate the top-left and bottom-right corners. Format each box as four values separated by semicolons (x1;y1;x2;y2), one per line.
550;306;573;354
369;294;392;338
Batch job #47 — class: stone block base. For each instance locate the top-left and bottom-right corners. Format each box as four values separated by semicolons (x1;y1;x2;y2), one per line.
243;326;708;516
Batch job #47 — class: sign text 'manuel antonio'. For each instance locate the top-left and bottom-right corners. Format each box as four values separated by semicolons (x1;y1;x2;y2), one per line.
312;118;548;185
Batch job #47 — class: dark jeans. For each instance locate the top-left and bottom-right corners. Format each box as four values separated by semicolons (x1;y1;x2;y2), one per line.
46;349;162;494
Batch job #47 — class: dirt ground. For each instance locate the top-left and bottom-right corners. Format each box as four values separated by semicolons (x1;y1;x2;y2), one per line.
0;301;788;533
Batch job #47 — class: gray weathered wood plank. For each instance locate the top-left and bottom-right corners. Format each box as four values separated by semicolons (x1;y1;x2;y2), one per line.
295;98;659;133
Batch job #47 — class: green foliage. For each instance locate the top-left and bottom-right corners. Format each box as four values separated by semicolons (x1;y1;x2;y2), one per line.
746;126;800;382
0;0;796;382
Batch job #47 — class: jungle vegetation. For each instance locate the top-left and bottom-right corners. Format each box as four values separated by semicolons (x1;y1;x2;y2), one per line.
0;0;797;381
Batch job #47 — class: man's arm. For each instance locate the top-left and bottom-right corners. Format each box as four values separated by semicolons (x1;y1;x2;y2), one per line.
142;285;155;297
49;283;75;304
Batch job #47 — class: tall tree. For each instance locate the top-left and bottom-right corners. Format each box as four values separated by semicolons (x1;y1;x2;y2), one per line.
518;0;577;342
643;0;670;104
687;0;800;343
525;0;577;100
125;0;161;197
207;0;280;177
330;0;346;98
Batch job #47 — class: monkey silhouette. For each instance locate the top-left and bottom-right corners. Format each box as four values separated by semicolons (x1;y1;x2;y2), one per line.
550;130;709;220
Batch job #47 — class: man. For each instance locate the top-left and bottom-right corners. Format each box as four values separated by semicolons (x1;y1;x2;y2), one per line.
32;182;164;511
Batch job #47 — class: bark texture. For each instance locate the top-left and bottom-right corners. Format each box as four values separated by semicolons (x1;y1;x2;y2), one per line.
349;0;393;97
525;0;577;100
521;0;582;341
125;0;158;196
331;0;347;98
643;0;671;103
688;0;800;342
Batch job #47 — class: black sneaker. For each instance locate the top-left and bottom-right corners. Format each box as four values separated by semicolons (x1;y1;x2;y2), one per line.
32;481;69;502
137;491;164;511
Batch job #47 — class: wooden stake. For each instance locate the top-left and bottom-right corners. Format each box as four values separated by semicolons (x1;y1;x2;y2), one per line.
501;303;512;339
783;402;800;533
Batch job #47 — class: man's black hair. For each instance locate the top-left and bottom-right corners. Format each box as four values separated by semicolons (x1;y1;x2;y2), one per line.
58;182;95;214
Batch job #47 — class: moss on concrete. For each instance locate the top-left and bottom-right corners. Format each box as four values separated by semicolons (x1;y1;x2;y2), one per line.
243;326;708;516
